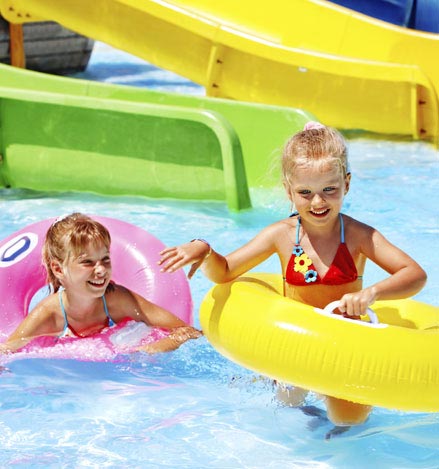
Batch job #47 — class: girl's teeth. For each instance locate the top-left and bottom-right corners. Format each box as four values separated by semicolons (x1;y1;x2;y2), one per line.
90;280;105;286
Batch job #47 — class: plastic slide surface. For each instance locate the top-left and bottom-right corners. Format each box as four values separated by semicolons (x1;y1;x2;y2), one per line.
0;63;313;193
1;0;438;142
0;84;253;210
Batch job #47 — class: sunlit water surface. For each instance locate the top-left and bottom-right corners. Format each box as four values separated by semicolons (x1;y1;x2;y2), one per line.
0;42;438;468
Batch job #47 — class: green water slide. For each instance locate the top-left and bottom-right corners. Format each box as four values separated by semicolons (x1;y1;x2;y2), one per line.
0;86;250;210
0;64;314;209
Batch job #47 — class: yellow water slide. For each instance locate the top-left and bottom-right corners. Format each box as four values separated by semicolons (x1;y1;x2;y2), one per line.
2;0;438;141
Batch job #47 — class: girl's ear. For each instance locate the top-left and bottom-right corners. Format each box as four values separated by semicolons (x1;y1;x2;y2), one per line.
50;260;64;280
344;173;351;194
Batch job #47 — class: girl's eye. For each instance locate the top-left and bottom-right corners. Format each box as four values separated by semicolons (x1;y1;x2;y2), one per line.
298;189;311;195
323;186;337;192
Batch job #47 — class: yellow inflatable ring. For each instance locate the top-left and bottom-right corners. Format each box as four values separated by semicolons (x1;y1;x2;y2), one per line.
200;273;439;412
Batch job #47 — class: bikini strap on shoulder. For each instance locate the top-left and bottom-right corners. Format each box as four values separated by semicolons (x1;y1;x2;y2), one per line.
339;213;345;243
295;216;301;244
58;287;69;338
102;294;115;327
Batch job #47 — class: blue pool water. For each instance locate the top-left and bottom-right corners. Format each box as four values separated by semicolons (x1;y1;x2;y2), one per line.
0;42;438;468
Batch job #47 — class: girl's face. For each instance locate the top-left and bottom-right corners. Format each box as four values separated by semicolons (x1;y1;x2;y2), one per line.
285;161;350;224
54;242;112;297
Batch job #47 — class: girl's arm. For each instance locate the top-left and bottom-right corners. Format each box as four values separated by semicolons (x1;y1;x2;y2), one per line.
339;226;427;316
0;301;58;353
110;286;202;353
159;223;280;283
139;326;202;354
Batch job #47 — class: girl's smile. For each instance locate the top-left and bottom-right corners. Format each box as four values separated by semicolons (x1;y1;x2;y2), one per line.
310;208;330;217
88;278;107;288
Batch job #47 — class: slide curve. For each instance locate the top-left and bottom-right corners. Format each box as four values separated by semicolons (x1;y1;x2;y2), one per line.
1;0;438;142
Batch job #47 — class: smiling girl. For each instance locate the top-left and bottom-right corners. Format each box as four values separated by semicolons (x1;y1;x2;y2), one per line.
1;213;201;354
158;122;426;426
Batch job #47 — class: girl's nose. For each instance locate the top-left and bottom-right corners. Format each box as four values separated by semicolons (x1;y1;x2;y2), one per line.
94;262;107;275
311;192;325;205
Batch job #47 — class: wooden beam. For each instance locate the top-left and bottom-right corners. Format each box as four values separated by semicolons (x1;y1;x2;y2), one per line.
9;22;26;68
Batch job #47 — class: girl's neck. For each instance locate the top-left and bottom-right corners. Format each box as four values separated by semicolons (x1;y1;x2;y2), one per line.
61;290;101;321
299;214;341;240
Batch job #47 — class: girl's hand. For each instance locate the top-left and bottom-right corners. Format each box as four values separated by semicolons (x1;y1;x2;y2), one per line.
137;326;203;354
138;337;178;354
167;326;203;342
337;287;377;317
159;240;211;279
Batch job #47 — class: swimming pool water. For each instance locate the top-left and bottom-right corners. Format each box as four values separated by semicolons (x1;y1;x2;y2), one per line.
0;42;438;468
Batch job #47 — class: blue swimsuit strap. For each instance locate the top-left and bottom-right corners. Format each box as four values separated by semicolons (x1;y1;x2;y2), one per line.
58;288;69;338
295;213;344;244
295;217;301;244
102;295;115;327
58;288;115;337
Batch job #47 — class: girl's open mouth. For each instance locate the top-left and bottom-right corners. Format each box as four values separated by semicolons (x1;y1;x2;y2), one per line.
88;279;106;287
310;209;329;217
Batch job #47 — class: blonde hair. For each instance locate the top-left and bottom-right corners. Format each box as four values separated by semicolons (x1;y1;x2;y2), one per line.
282;125;349;186
42;213;111;292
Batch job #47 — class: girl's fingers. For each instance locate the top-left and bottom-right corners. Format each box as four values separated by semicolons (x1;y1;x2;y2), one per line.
159;244;206;274
158;247;177;263
160;254;191;273
159;249;184;268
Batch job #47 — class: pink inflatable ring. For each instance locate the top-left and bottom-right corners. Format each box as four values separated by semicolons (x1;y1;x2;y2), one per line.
0;216;193;360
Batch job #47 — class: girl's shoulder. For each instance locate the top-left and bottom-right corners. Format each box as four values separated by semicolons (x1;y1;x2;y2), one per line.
343;214;375;231
104;283;152;321
252;217;297;253
104;283;137;308
26;293;62;331
31;292;60;315
265;215;298;233
106;282;130;296
252;217;297;245
342;214;377;243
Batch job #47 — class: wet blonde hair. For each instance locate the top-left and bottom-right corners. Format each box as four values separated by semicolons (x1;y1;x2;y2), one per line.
282;124;349;187
42;213;111;292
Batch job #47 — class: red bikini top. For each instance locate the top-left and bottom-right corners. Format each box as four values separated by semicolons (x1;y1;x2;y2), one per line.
285;214;358;286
